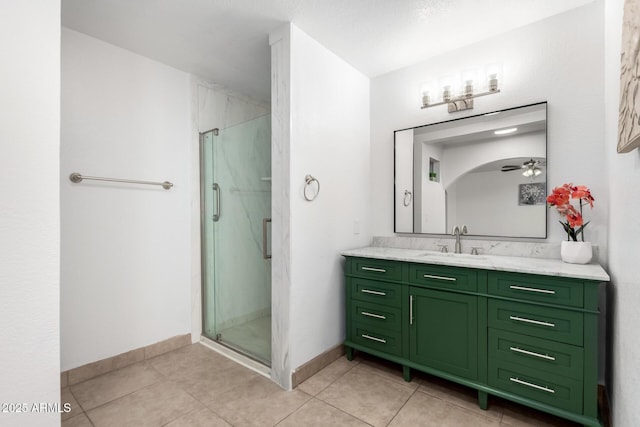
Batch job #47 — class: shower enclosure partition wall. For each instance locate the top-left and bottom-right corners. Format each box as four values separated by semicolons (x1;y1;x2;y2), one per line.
200;114;272;366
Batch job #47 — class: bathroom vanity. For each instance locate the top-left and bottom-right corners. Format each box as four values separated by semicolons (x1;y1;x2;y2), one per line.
342;247;609;427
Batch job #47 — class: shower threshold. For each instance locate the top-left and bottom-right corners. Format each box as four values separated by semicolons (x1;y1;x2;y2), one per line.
200;336;271;378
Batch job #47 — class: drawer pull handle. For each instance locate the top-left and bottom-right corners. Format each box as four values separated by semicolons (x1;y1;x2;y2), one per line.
510;377;555;394
361;311;386;320
362;334;386;344
509;315;555;328
422;274;457;282
509;285;556;295
361;289;386;296
362;266;387;273
509;346;556;361
409;295;414;325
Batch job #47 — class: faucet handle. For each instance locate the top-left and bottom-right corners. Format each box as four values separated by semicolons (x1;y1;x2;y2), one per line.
470;247;481;255
437;245;448;253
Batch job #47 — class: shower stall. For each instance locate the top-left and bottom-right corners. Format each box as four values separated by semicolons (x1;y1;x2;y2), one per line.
200;114;272;366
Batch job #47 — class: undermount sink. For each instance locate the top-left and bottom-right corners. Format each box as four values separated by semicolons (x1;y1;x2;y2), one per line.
418;251;485;260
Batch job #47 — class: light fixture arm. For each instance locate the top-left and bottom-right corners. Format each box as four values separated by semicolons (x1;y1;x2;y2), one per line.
421;89;501;112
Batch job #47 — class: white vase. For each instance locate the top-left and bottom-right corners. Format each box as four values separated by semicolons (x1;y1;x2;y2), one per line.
561;241;593;264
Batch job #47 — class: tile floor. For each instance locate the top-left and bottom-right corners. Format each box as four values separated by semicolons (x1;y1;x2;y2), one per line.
62;343;582;427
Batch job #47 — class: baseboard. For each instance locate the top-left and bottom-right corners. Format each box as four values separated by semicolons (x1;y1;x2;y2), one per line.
291;344;345;389
598;384;612;427
61;333;191;387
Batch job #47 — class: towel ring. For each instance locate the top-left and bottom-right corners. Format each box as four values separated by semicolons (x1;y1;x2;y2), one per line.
304;174;320;201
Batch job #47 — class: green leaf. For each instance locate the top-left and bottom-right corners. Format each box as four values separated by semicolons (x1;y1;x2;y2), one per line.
574;221;590;242
559;221;577;241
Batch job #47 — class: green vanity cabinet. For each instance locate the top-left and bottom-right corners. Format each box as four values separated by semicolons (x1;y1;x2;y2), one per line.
409;287;478;381
344;255;606;427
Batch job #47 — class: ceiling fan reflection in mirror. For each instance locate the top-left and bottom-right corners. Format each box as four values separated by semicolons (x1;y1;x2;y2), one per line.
501;158;546;177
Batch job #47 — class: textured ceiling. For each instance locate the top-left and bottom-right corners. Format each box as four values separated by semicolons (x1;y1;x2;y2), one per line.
62;0;594;102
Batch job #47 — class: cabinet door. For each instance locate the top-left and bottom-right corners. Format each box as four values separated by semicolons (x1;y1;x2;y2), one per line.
409;287;478;380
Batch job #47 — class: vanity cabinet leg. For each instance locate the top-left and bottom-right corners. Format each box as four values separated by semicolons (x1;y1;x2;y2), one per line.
346;346;354;361
478;391;488;410
403;366;412;382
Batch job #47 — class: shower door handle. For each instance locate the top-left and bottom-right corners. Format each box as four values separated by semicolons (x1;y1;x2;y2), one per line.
263;218;272;259
212;183;220;221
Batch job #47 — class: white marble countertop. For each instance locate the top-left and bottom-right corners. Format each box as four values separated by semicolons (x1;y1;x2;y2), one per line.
341;246;610;282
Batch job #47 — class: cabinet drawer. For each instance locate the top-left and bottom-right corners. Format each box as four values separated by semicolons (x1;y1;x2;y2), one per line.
350;257;404;281
351;324;402;356
488;272;583;308
489;300;583;346
489;359;583;414
351;300;401;332
351;277;401;308
409;264;477;292
489;329;583;380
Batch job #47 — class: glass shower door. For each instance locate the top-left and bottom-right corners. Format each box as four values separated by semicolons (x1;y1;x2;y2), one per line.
201;114;271;365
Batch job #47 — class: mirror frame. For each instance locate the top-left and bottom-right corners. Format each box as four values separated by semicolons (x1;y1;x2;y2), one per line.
394;101;548;238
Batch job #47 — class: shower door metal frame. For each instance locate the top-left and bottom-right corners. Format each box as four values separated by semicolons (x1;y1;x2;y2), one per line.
199;129;213;338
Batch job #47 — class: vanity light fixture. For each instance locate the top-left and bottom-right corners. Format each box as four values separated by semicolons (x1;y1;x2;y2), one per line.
494;127;518;135
421;64;502;113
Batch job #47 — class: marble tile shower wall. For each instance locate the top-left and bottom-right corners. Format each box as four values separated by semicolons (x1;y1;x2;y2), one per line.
197;83;269;132
372;236;600;261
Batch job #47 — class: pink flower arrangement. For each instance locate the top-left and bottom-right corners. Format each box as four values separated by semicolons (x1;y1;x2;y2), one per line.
547;183;595;241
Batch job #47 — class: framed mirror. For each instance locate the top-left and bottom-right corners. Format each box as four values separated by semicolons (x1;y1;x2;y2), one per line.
394;102;547;238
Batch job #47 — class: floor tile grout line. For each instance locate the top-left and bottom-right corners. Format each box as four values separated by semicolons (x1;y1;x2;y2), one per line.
413;385;506;422
162;366;248;426
77;376;165;416
269;391;314;427
311;358;420;426
158;407;206;427
414;387;505;425
144;352;233;423
67;360;161;410
198;374;293;426
383;384;420;426
355;361;420;392
64;386;86;416
297;359;361;397
309;396;376;427
61;412;96;427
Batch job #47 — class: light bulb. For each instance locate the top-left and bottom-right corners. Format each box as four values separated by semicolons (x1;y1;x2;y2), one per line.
464;80;474;97
422;90;430;107
488;73;498;92
443;86;452;102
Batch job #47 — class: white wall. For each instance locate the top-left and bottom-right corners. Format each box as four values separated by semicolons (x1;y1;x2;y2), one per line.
61;28;192;370
604;0;640;425
289;25;371;371
371;3;606;257
0;1;61;425
270;24;371;387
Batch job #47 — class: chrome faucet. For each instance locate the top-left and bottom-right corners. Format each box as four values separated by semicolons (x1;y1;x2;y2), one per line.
451;225;468;254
